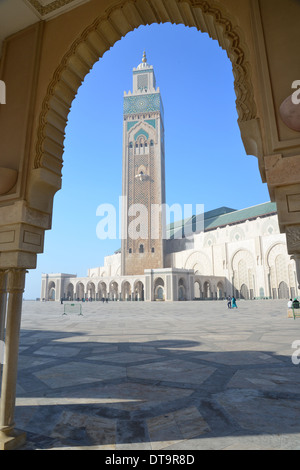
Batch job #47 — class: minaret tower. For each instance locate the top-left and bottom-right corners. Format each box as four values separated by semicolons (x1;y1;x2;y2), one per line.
121;52;166;276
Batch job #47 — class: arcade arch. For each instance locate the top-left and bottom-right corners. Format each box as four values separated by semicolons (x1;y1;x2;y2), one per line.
122;280;132;301
231;249;255;299
203;281;211;299
178;278;186;301
154;277;165;301
98;281;107;299
134;280;144;301
66;283;74;301
217;281;224;299
278;281;289;300
109;281;119;301
48;281;56;301
240;283;249;300
267;243;296;299
76;282;85;300
194;279;201;299
86;281;96;300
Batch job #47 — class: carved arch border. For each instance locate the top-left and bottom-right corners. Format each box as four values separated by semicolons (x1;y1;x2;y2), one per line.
231;248;255;271
33;0;258;177
266;242;289;268
184;250;212;274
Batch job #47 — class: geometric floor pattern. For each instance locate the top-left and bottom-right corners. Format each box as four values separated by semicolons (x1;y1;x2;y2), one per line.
5;299;300;450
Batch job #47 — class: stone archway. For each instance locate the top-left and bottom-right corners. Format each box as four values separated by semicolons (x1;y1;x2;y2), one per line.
66;283;74;301
184;251;212;275
178;278;186;301
76;282;85;300
231;249;255;298
109;281;119;301
203;281;211;299
48;281;56;301
154;277;165;301
2;0;300;452
194;279;201;299
121;280;132;301
217;281;224;299
98;281;107;300
28;0;259;216
134;280;144;301
240;283;249;300
86;281;96;300
267;243;296;299
278;281;289;299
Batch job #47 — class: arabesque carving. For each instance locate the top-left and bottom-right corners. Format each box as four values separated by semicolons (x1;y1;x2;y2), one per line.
34;0;257;173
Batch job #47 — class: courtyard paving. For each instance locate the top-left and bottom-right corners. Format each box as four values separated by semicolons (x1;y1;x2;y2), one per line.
6;299;300;450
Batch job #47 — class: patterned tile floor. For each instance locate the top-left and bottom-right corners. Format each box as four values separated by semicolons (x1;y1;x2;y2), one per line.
5;299;300;450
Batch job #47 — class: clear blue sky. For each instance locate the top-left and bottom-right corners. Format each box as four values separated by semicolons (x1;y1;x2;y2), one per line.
24;23;270;299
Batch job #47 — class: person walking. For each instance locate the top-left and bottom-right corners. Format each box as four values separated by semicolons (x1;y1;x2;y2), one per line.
227;296;232;309
231;296;238;308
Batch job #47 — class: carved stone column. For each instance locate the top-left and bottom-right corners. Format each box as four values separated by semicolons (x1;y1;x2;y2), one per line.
0;270;7;345
286;225;300;290
264;154;300;290
291;255;300;291
0;269;27;450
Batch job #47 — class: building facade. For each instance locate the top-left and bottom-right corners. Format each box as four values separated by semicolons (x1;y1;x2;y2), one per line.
41;55;298;303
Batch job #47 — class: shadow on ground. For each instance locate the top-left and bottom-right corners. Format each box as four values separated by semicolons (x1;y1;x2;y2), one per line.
9;327;300;450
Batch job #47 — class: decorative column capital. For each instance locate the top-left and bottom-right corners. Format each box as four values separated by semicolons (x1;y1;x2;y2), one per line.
6;269;27;293
286;226;300;256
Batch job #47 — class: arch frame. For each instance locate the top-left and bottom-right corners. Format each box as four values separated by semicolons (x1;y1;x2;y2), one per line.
231;248;255;272
28;0;259;216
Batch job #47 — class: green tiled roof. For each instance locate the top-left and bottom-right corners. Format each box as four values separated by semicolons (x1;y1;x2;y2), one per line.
166;202;277;239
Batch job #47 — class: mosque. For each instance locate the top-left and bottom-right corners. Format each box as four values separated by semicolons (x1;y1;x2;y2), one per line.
41;53;297;303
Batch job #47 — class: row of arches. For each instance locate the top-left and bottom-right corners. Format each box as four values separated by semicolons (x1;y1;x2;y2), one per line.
48;276;197;302
153;277;188;301
48;275;296;302
194;280;225;300
193;280;292;301
129;138;154;149
48;272;296;303
230;281;292;300
185;244;293;273
184;243;297;300
63;279;145;301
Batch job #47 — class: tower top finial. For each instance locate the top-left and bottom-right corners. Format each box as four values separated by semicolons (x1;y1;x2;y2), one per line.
142;50;147;63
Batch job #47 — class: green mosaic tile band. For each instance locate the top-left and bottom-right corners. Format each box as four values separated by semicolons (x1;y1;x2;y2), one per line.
127;119;156;132
124;93;161;114
145;119;156;128
134;129;149;140
127;121;138;131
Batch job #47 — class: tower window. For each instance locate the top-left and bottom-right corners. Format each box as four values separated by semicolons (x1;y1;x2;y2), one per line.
150;140;154;146
139;244;144;253
129;248;132;254
129;142;133;148
151;247;155;253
